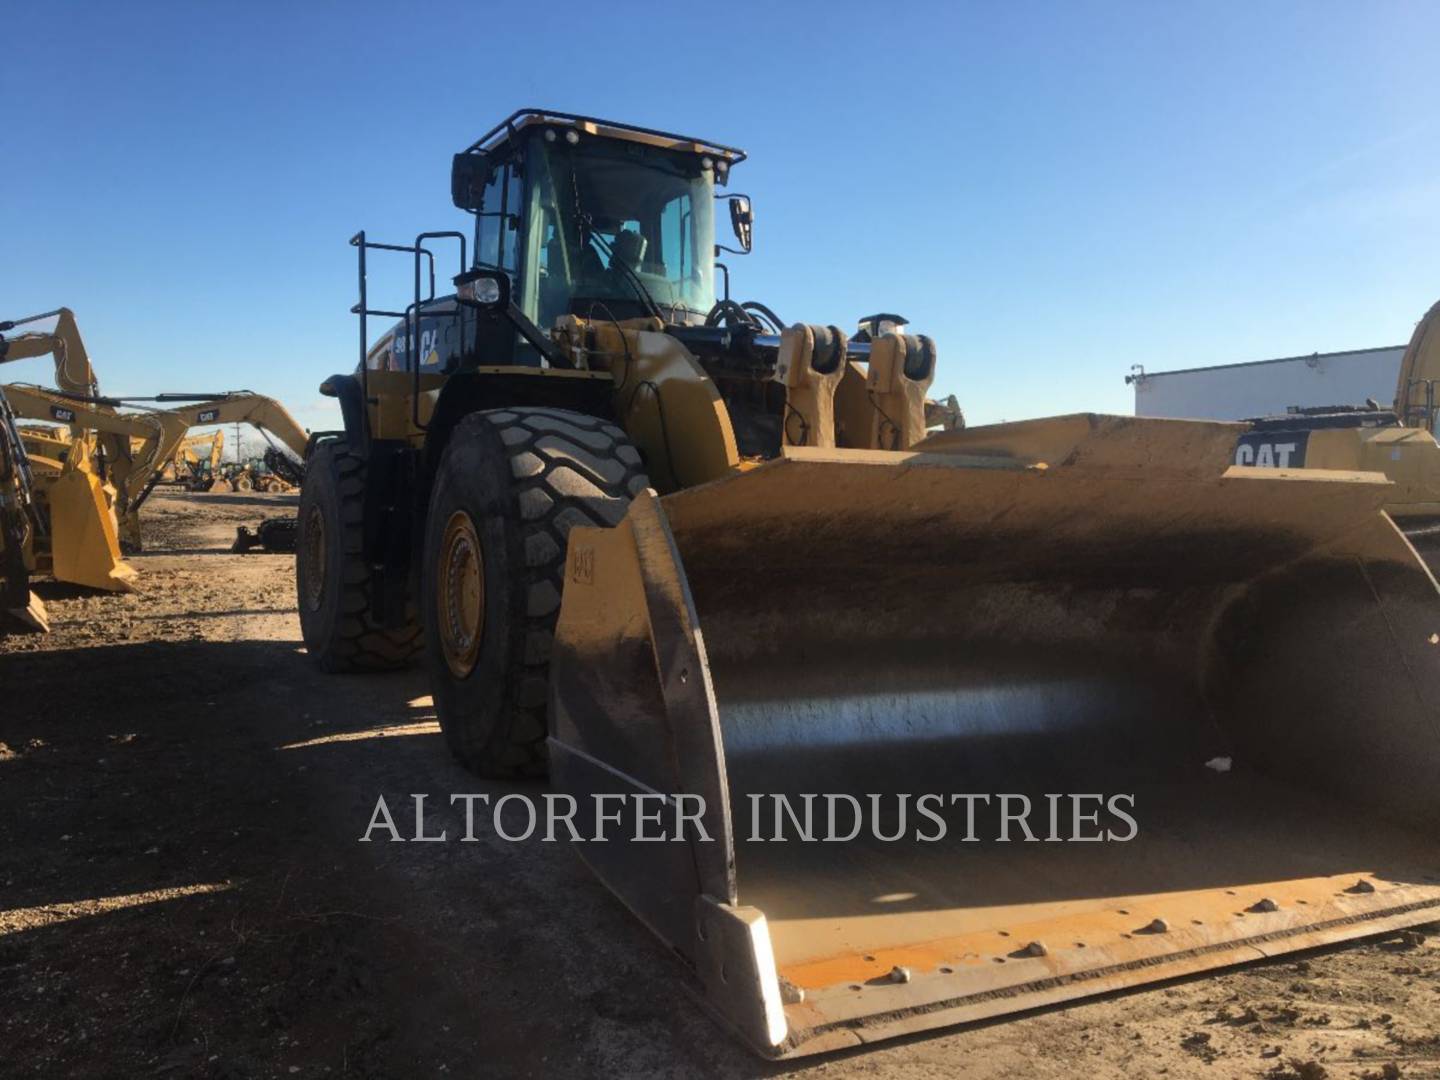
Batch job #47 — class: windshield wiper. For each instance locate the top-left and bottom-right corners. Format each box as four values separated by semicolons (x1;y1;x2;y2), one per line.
580;217;666;323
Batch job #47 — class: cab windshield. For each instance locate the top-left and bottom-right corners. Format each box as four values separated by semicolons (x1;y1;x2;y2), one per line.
523;133;716;329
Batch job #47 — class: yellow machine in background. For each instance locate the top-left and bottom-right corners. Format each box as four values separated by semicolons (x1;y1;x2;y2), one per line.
1210;296;1440;551
0;387;49;630
0;308;101;400
167;429;225;489
152;391;308;494
154;391;309;465
18;424;70;474
4;381;308;554
0;310;145;591
2;384;189;558
951;295;1440;563
1;310;310;589
294;112;1440;1058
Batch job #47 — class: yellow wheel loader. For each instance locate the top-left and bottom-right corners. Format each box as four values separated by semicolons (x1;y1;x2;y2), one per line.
297;110;1440;1058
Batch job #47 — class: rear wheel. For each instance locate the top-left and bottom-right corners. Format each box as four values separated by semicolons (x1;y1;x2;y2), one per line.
296;441;421;672
422;408;647;777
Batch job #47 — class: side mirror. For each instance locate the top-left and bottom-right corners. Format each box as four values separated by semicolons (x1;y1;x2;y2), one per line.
454;268;510;310
729;195;753;253
451;152;491;211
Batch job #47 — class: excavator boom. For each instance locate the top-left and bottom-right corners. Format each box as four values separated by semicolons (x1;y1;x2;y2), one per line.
0;308;100;399
157;392;309;460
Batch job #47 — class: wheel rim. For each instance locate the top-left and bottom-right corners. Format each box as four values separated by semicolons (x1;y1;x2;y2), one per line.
300;504;326;612
438;510;485;679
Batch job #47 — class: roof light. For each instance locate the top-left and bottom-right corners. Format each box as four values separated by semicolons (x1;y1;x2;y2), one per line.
564;129;580;145
544;129;557;143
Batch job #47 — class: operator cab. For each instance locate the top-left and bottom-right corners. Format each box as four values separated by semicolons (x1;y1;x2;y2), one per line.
453;111;748;341
355;112;752;379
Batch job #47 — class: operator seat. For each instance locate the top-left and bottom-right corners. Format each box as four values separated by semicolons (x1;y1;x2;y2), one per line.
611;229;647;273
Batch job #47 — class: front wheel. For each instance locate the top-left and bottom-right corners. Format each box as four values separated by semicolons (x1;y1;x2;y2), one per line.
422;408;647;777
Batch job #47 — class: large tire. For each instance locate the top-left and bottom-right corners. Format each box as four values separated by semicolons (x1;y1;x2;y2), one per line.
296;441;421;672
422;408;648;777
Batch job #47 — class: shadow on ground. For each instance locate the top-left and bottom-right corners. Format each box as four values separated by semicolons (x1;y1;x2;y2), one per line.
0;640;767;1079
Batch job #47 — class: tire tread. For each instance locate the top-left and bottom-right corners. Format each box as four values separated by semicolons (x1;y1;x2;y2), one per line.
438;408;646;776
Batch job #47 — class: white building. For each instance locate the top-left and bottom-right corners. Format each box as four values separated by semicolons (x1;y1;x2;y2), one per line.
1129;346;1405;421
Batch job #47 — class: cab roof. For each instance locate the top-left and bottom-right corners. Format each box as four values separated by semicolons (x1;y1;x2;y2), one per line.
460;109;746;165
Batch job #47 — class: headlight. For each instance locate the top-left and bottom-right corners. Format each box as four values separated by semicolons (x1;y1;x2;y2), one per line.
454;269;510;309
463;277;502;305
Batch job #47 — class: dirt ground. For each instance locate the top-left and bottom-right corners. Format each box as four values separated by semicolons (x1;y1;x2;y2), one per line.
3;488;1439;1079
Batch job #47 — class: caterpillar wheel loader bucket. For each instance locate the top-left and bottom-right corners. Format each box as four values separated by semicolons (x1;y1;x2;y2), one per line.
549;443;1440;1058
45;467;136;593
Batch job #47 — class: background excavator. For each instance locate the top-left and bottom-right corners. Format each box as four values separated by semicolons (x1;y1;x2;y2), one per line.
1;310;309;577
120;391;308;497
148;391;309;469
295;111;1440;1058
135;391;311;552
1210;296;1440;560
1;383;189;558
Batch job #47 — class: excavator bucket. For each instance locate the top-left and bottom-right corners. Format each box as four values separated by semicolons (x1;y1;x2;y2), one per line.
46;469;137;592
549;436;1440;1058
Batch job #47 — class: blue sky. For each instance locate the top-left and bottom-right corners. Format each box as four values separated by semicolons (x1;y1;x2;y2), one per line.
4;1;1438;431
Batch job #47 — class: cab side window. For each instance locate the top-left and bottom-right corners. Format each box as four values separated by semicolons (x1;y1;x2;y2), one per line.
477;163;523;276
